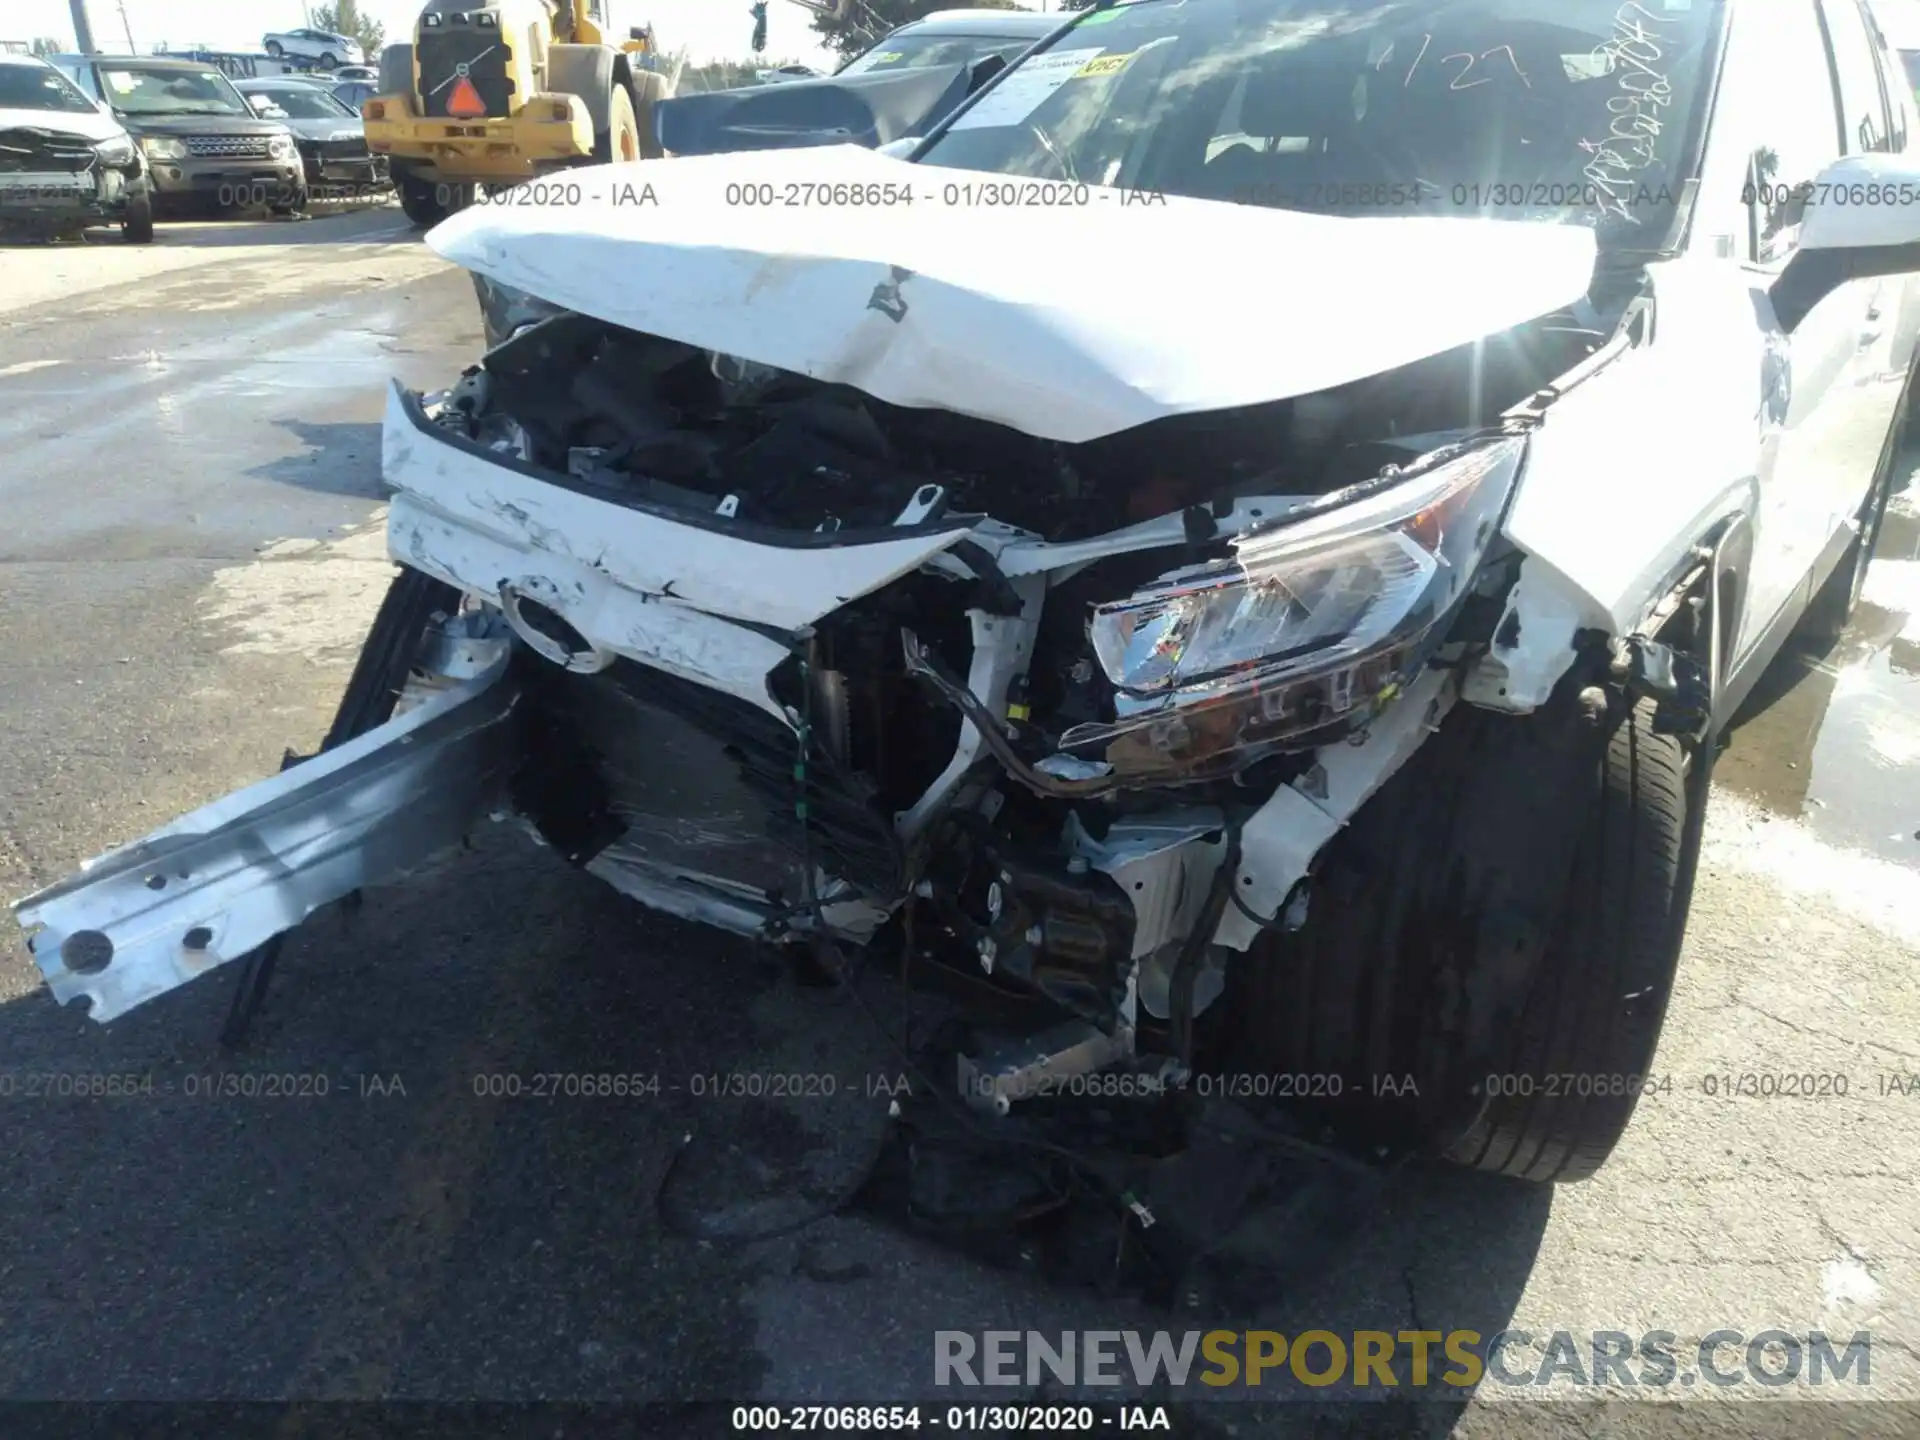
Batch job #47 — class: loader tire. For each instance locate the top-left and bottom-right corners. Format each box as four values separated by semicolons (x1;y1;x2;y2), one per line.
595;82;640;164
631;70;669;158
396;164;464;227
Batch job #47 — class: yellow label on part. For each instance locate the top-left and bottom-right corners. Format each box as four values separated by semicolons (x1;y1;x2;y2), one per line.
867;51;905;65
1075;52;1134;78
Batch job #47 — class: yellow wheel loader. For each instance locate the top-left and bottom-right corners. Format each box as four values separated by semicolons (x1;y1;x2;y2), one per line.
363;0;674;228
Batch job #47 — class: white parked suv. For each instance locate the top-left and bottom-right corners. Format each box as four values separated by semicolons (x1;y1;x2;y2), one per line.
18;0;1920;1191
261;28;364;69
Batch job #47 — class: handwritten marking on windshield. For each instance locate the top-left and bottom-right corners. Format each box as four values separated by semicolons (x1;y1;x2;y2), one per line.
1392;33;1531;90
1440;45;1531;90
1577;1;1674;223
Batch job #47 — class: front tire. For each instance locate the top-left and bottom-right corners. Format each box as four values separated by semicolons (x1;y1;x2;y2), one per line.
1443;697;1700;1182
122;190;154;243
1230;682;1703;1184
266;40;284;58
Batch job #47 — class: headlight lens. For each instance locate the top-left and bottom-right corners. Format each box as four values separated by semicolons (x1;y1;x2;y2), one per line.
268;134;297;160
140;136;188;161
1064;435;1526;781
94;135;136;165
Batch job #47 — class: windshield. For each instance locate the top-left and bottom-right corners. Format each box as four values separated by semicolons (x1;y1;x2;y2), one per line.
248;86;355;119
98;65;251;117
0;62;98;114
919;0;1721;248
840;31;1042;75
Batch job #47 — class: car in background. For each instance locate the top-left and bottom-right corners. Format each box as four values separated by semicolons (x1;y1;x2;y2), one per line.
330;79;375;114
655;8;1058;156
0;53;152;242
835;7;1056;76
234;75;387;196
262;29;365;69
329;64;378;82
47;55;306;216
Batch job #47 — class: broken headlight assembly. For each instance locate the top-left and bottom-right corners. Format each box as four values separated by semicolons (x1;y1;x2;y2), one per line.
1061;436;1526;783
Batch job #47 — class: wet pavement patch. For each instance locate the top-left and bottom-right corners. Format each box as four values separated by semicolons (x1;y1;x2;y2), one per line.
1718;464;1920;866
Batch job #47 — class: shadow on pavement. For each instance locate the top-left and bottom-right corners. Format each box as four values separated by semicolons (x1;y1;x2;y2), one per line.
248;420;388;500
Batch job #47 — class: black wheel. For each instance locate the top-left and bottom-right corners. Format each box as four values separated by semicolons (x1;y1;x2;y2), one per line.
270;184;310;217
266;40;284;57
396;165;458;226
320;52;340;70
593;83;641;164
1443;696;1701;1182
122;189;155;243
631;71;669;159
1230;679;1703;1184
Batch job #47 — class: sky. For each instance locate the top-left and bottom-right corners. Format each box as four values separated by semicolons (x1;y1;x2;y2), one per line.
8;0;852;68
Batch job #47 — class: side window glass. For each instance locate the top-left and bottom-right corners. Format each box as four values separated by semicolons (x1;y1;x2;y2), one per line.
1821;0;1893;152
1860;4;1910;149
1742;0;1844;263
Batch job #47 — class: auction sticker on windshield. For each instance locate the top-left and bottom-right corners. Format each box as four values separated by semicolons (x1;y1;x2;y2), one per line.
947;47;1110;130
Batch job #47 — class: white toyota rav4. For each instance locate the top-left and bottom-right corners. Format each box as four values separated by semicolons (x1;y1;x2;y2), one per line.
18;0;1920;1188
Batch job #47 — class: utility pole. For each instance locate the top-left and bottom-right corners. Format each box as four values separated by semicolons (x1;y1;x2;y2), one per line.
116;0;135;52
68;0;98;53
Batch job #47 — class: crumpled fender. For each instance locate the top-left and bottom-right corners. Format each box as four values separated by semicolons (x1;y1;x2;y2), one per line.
1484;259;1768;709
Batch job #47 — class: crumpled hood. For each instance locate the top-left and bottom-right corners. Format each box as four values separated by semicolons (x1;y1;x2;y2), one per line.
426;145;1599;444
0;108;126;145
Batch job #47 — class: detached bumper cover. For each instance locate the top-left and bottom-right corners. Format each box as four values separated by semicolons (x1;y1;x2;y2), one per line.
12;662;520;1024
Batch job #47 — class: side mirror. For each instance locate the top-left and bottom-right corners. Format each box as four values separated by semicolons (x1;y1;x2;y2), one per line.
1773;153;1920;332
968;54;1008;92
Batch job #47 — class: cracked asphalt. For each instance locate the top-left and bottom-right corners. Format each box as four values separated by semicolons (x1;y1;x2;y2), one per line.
0;209;1916;1436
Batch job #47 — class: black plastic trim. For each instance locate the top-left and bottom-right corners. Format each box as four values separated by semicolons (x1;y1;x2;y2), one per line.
392;383;984;553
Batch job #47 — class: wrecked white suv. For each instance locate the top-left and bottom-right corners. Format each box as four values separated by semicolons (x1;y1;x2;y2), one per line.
17;0;1920;1186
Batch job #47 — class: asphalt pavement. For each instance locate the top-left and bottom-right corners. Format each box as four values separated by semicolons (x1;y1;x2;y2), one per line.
0;209;1916;1434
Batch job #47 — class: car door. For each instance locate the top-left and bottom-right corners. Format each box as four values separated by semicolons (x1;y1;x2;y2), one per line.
1815;0;1914;539
1701;0;1862;665
1864;2;1920;381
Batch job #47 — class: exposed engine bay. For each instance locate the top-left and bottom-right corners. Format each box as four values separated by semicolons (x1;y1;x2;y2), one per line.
399;299;1607;1081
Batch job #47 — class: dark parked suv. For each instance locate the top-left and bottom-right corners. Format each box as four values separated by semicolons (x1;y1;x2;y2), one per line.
46;55;306;215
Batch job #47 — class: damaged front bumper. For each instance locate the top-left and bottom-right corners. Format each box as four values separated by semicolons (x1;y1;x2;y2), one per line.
15;660;520;1024
10;359;1545;1081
